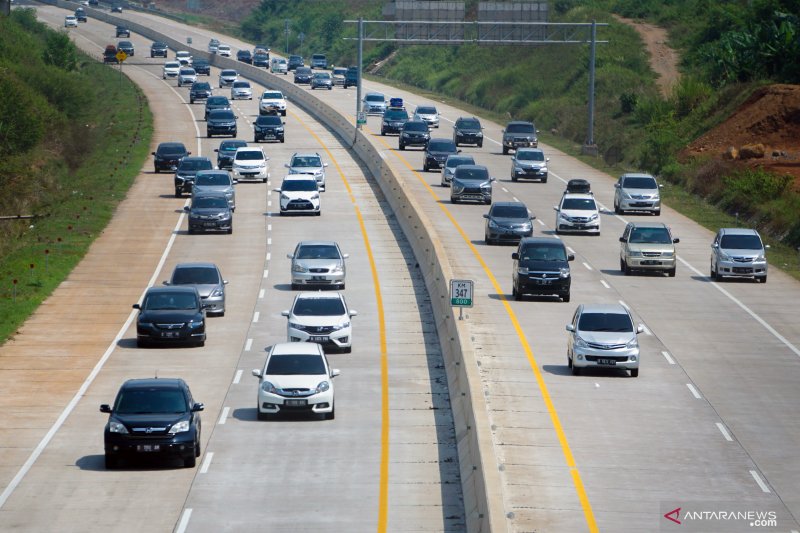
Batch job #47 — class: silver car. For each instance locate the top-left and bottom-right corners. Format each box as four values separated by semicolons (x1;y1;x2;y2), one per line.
288;241;348;290
710;228;769;283
218;69;238;88
413;105;440;128
614;173;662;215
511;148;549;182
231;81;252;100
164;262;228;316
440;154;475;187
567;304;644;377
193;170;236;211
177;67;197;87
285;152;328;191
363;92;387;115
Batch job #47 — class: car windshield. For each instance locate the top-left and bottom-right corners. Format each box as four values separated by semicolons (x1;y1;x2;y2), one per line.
416;107;436;114
172;266;220;284
520;244;567;262
561;198;597;210
194;59;208;66
207;97;229;106
312;54;325;60
314;73;330;79
297;245;340;260
262;92;283;100
446;156;474;169
404;122;428;132
296;67;311;74
455;168;489;181
233;81;250;88
517;151;545;162
293;297;345;316
578;312;633;332
235;151;264;161
458;119;480;129
195;173;230;186
193;196;229;209
144;291;199;310
220;141;246;152
366;94;384;102
192;83;210;90
114;388;187;414
623;177;658;189
334;68;346;75
720;234;763;250
266;354;326;376
506;123;535;133
179;160;212;171
282;179;317;192
153;42;167;48
257;116;282;125
384;109;408;120
428;140;457;152
179;69;195;75
629;227;673;244
165;62;180;69
221;70;236;77
291;156;322;168
491;205;529;219
209;111;235;120
158;145;185;155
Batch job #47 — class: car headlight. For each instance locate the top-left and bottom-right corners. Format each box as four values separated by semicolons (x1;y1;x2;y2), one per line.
540;166;548;172
756;254;766;262
661;251;674;257
480;181;492;189
261;381;277;393
280;193;290;201
588;214;599;221
453;185;464;193
476;131;483;137
626;337;639;349
488;220;500;229
517;267;529;275
559;267;570;278
559;213;570;222
330;264;344;274
292;264;308;273
622;191;633;199
169;419;190;434
315;380;330;393
188;320;203;329
718;251;732;261
628;250;643;257
210;287;224;297
138;321;154;328
332;321;350;331
276;127;284;132
109;420;128;434
288;322;304;330
310;193;319;200
574;336;589;348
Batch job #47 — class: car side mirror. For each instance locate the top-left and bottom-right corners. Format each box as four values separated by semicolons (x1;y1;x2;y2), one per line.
457;149;462;153
552;206;559;211
511;252;520;260
214;149;219;153
636;325;644;334
183;206;190;212
619;237;626;243
286;253;294;259
162;281;170;285
673;238;680;244
501;129;505;133
764;244;770;249
659;183;664;188
132;303;141;309
223;280;229;285
151;152;156;156
100;404;112;413
281;310;289;317
614;183;620;188
273;189;281;193
530;215;536;220
483;214;489;219
192;402;205;412
187;152;192;155
251;368;262;378
323;163;329;167
349;310;358;317
711;242;718;248
233;179;238;184
330;369;340;378
546;158;550;162
567;254;575;261
566;324;575;332
343;253;349;259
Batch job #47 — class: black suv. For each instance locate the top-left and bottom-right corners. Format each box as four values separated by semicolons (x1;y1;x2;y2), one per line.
293;66;313;84
214;139;247;169
192;58;211;75
174;156;213;196
117;40;135;57
206;109;238;138
150;42;169;58
344;66;358;88
204;95;231;121
453;116;484;147
253;52;270;67
423;138;459;172
189;81;212;104
381;107;409;136
511;237;574;301
100;378;204;469
288;55;304;71
236;49;253;64
254;115;285;143
115;25;130;38
75;8;87;22
133;286;207;347
399;120;430;150
152;142;190;173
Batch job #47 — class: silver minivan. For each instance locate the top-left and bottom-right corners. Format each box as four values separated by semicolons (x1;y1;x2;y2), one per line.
614;173;662;215
710;228;768;283
566;304;644;377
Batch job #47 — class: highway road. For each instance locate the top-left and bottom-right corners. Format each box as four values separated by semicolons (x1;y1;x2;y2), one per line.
2;3;800;532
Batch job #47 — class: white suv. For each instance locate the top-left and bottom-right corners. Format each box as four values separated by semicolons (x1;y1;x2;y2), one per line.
282;292;357;352
231;147;269;183
554;193;601;235
259;90;287;116
162;61;181;79
285;152;328;191
614;173;662;215
252;342;339;420
275;175;320;216
566;304;644;377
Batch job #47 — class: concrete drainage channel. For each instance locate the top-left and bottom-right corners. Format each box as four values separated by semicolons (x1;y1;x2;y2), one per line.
45;1;506;530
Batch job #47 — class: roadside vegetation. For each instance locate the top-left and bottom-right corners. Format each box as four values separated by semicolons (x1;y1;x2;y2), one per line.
0;9;153;342
240;0;800;275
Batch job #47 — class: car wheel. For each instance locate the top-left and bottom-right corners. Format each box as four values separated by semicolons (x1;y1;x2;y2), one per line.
291;283;300;290
338;283;345;290
342;346;352;354
280;138;285;143
614;202;621;214
227;227;233;235
502;146;508;155
512;284;522;301
630;368;639;378
206;131;212;138
571;365;580;376
190;99;194;104
257;411;271;421
154;167;159;174
478;141;483;148
174;189;181;198
423;164;429;172
484;199;491;205
667;267;676;277
399;143;405;150
105;454;118;470
567;354;573;368
315;211;321;216
254;138;259;143
542;177;548;183
325;406;335;420
450;197;458;204
485;234;493;245
512;175;518;182
760;275;767;283
562;292;571;303
184;454;196;468
654;209;661;216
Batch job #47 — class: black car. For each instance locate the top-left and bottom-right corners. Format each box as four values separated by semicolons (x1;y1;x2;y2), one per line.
381;107;409;136
398;120;430;150
450;164;494;204
423;138;459;172
133;286;207;347
511;237;574;301
111;5;123;13
184;192;233;234
117;40;135;56
189;81;212;104
287;55;304;70
204;95;231;120
293;66;313;84
150;41;169;58
75;8;87;22
115;25;130;38
253;52;270;67
453;116;484;147
100;378;204;469
343;66;358;88
174;156;213;197
152;142;190;173
236;49;253;64
254;115;285;143
206;109;238;138
192;58;211;75
214;139;248;169
484;201;534;245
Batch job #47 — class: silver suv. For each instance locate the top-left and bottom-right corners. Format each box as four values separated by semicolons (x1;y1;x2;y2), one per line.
619;222;678;277
710;228;768;283
285;152;328;191
566;304;644;377
613;173;662;215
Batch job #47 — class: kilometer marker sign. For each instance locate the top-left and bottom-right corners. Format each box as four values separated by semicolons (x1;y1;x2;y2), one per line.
450;279;474;308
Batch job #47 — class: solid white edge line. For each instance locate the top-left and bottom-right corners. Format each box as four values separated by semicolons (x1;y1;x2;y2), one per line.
715;422;733;442
686;383;702;399
749;470;771;493
267;224;272;231
582;262;592;271
600;280;610;289
176;509;193;533
200;452;214;474
253;311;260;323
234;368;244;383
0;205;187;510
218;407;230;425
661;351;676;365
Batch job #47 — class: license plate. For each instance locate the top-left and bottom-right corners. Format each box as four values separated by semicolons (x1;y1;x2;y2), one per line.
641;260;662;265
311;276;325;280
285;399;307;406
264;134;275;138
596;358;616;366
309;336;328;342
204;222;217;227
161;331;179;338
535;279;552;285
137;444;160;452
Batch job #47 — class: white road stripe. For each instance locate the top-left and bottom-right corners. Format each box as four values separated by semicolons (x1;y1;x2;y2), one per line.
266;252;271;261
218;407;230;425
582;262;592;271
600;280;610;289
200;452;214;474
259;289;265;299
512;196;519;202
566;246;575;254
263;269;268;278
267;224;272;231
641;324;652;336
267;237;272;245
715;422;733;442
244;338;253;352
267;200;272;207
501;187;508;193
661;351;675;365
537;219;546;227
253;311;260;323
686;384;702;399
750;470;771;493
176;509;192;533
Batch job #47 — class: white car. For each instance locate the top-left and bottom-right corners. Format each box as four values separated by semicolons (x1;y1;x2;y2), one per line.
231;81;252;100
252;342;339;420
177;67;197;87
162;61;181;79
285;152;328;191
275;175;320;216
175;50;193;66
218;69;238;88
413;105;440;128
231;147;269;183
259;90;287;116
282;292;356;352
64;16;78;27
217;44;232;57
270;58;288;75
554;193;601;235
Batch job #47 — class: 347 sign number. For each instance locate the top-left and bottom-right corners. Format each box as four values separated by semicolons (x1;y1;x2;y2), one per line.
450;279;474;308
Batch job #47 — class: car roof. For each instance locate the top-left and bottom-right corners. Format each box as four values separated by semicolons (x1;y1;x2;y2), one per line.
297;240;339;247
235;147;264;154
561;193;595;201
621;172;655;179
628;221;668;229
719;227;760;236
492;201;527;209
157;142;186;149
270;341;323;356
145;285;199;295
174;261;219;269
295;291;343;300
121;377;187;390
579;303;631;315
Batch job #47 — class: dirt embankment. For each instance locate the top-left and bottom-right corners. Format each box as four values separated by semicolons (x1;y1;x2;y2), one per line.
614;15;681;97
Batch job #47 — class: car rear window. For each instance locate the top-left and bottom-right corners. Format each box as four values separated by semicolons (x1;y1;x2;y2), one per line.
172;266;220;284
114;388;188;414
578;312;633;332
266;354;325;375
623;177;657;189
292;297;345;316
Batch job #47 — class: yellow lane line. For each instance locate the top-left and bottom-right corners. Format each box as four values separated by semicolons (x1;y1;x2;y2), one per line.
291;113;390;532
368;130;599;532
